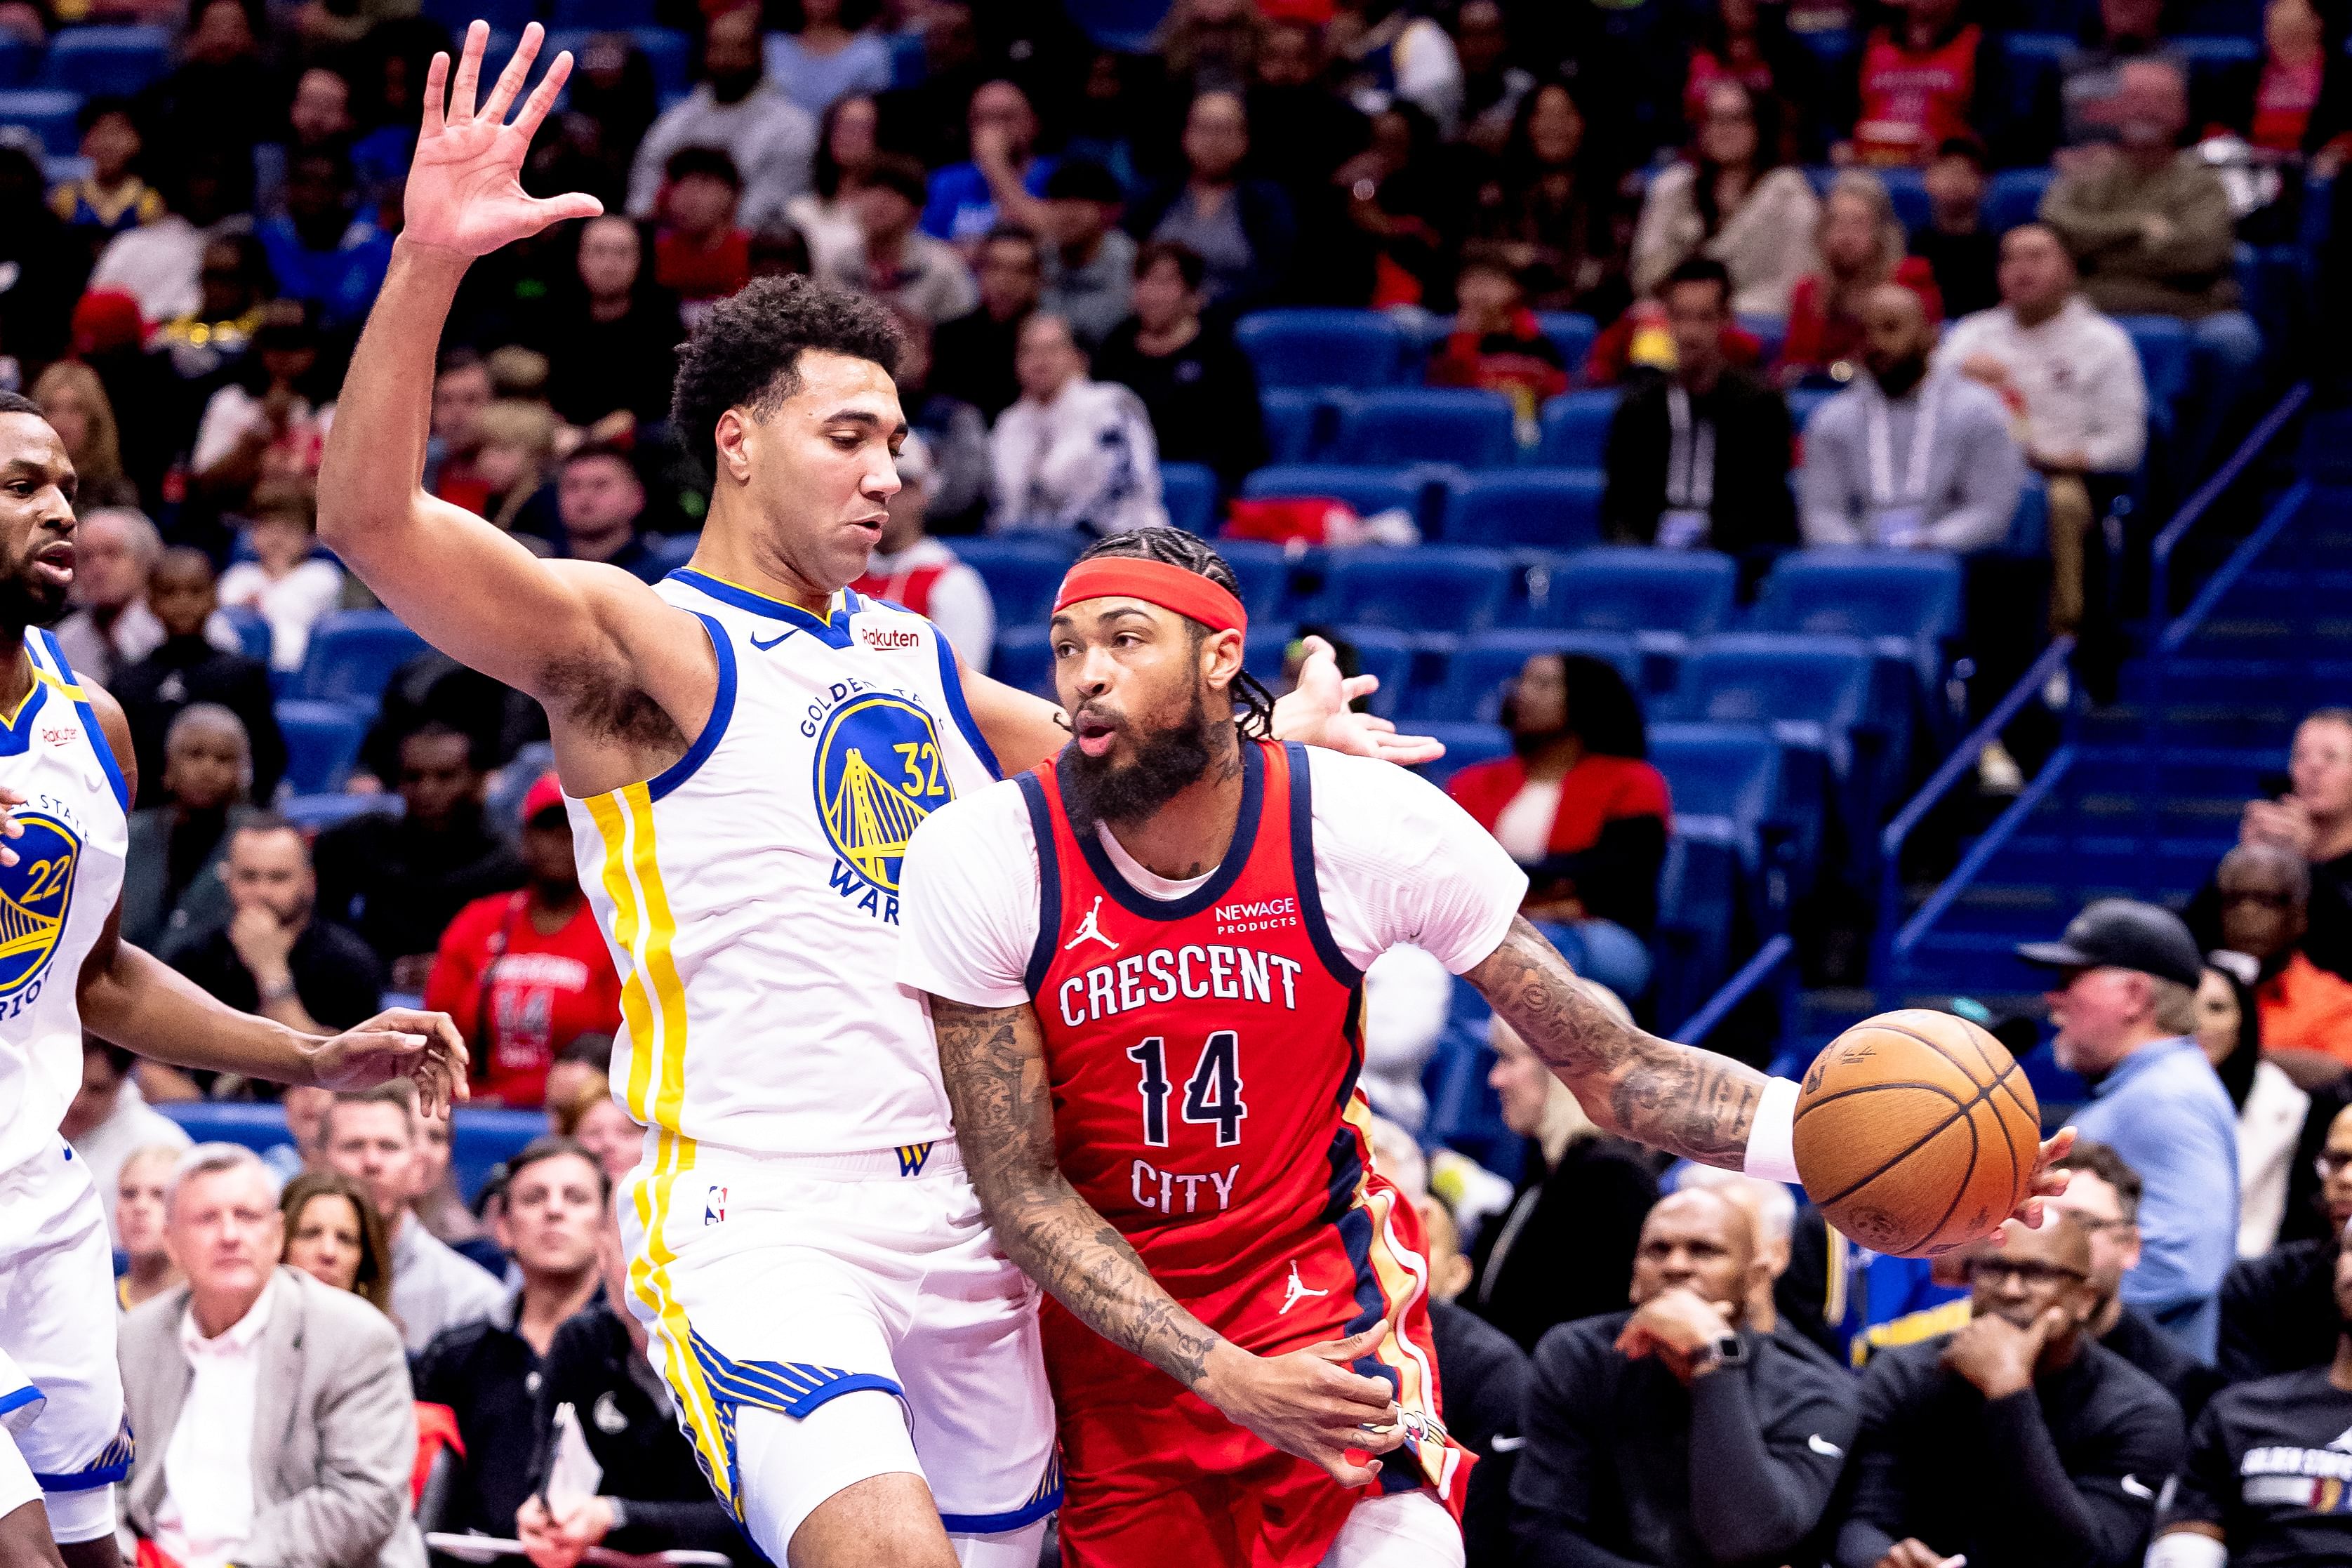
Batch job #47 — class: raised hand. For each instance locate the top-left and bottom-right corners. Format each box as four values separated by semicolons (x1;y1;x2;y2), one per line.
404;21;604;257
1273;634;1447;766
307;1006;472;1117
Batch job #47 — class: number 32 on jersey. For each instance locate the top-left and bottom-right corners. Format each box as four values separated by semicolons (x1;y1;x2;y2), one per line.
1125;1030;1248;1216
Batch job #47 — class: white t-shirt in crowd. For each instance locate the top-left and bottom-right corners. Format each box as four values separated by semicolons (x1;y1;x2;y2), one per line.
156;1282;274;1568
897;747;1530;1011
216;558;346;671
1491;778;1562;865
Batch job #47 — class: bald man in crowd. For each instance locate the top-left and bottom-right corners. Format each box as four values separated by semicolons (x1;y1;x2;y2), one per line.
2218;840;2352;1058
1510;1188;1860;1568
1798;282;2026;554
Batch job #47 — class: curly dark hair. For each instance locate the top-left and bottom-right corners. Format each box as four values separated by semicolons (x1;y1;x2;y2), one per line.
1074;527;1274;738
669;275;903;479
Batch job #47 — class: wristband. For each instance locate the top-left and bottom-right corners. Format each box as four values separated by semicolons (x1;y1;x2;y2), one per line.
1741;1076;1802;1186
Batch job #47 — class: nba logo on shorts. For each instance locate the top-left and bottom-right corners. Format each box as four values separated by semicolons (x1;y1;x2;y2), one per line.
0;811;79;1002
703;1185;728;1226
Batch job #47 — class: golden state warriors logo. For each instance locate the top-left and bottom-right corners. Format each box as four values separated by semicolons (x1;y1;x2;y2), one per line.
815;693;954;923
0;811;77;999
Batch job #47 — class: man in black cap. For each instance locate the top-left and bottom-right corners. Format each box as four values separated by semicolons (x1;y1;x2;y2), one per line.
2020;898;2240;1361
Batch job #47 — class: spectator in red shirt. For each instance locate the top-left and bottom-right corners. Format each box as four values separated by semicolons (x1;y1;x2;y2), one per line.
1447;652;1672;999
651;146;752;323
1427;244;1571;430
1779;169;1944;383
2247;0;2327;152
425;774;622;1110
1847;0;1996;166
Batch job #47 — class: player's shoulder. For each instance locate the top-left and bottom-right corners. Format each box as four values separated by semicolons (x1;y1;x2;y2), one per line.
907;773;1036;858
1298;743;1454;809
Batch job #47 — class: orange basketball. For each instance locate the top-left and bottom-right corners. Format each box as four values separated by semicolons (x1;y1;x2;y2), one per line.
1791;1009;2042;1258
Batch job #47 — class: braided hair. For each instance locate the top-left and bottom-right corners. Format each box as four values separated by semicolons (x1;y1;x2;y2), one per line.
1073;527;1275;738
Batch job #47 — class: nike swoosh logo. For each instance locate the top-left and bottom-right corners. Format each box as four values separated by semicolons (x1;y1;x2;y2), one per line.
750;630;794;651
1809;1434;1845;1458
1489;1435;1525;1453
2120;1475;2153;1499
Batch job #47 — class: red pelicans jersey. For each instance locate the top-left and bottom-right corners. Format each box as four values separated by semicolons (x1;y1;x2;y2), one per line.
1020;741;1466;1566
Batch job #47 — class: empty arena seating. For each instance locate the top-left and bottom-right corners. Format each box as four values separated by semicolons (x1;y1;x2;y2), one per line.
295;610;432;715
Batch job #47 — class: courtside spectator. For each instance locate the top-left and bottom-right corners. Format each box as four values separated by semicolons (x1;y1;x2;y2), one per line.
1469;1008;1661;1353
530;217;686;434
1779;171;1944;384
1473;77;1628;317
1513;1188;1859;1568
119;1144;424;1568
2155;1235;2352;1565
1630;79;1821;319
171;816;385;1030
934;226;1046;422
1847;0;1998;166
924;79;1058;248
115;547;288;803
1094;241;1269;491
1602;257;1798;557
278;1169;394;1315
1913;137;2000;318
314;723;526;984
1677;1165;1804;1334
53;508;239;686
427;350;496;505
65;1038;191;1234
1800;282;2024;552
154;232;272;385
117;1144;185;1310
627;6;816;234
819;152;978;326
2221;1105;2352;1383
847;433;996;664
569;1079;641;1187
1426;245;1572;431
425;775;623;1111
257;146;392;335
1448;652;1668;995
552;446;667;584
515;1194;760;1567
2049;0;2186;152
324;1084;504;1353
1416;1193;1531;1566
989;312;1169;536
2189;710;2352;980
121;706;258;961
415;1138;607;1541
2049;1140;2225;1422
1133;89;1298;312
218;481;345;672
888;307;992;532
1037;158;1135;347
2219;841;2352;1059
650;147;753;321
2199;955;2346;1256
30;361;140;510
2022;898;2241;1355
1940;224;2148;637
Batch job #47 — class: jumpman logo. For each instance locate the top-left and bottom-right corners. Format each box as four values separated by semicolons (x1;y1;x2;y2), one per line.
1278;1263;1329;1315
1064;895;1119;952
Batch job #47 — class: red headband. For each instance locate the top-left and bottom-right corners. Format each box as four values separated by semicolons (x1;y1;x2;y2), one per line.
1052;557;1248;637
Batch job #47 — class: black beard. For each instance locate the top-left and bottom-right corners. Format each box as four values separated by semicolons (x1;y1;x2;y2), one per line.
0;567;67;631
1875;355;1929;398
1060;686;1221;834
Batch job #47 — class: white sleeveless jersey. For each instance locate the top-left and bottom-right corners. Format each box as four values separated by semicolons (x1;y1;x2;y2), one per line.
569;571;1002;1156
0;630;130;1176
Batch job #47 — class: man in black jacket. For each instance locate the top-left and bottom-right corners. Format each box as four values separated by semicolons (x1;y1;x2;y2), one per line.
1835;1215;2187;1568
1511;1187;1859;1568
1419;1193;1532;1567
1600;258;1797;574
2051;1139;2224;1422
1094;241;1270;491
2219;1107;2352;1385
113;547;286;802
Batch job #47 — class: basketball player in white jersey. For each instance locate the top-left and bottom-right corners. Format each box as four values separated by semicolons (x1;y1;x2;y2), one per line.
314;25;1436;1568
0;393;470;1568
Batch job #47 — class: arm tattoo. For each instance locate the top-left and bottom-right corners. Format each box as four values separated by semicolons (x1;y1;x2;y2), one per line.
1466;916;1766;1168
930;996;1223;1389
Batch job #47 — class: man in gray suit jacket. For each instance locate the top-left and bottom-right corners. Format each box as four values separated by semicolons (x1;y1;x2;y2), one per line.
117;1144;423;1568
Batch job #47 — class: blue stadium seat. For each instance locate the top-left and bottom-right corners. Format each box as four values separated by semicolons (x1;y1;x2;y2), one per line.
628;27;691;98
1737;312;1786;364
219;605;272;664
0;90;83;157
43;26;170;96
1986;167;2054;233
1540;548;1737;642
1070;0;1174;50
1238;464;1441;533
952;536;1076;625
1749;550;1963;693
1242;621;1296;685
886;30;925;88
1439;469;1604;551
2007;471;2049;557
296;611;430;714
1534;312;1598;378
1786;385;1835;431
0;37;35;86
1331;389;1517;468
1538;390;1618;468
1317;547;1510;634
1874;166;1933;234
1423;628;1640;723
1327;625;1417;719
1409;722;1512;788
1160;463;1218;536
2119;314;2192;419
1211;539;1301;623
552;0;654;28
1661;633;1879;785
1649;722;1783;869
1258;388;1325;463
422;0;538;36
647;532;698;575
991;625;1053;698
1235;310;1408;391
275;699;367;795
279;793;400;834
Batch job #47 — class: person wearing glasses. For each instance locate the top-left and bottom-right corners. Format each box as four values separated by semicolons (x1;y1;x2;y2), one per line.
2220;1103;2352;1386
2047;1140;2224;1423
1835;1215;2188;1568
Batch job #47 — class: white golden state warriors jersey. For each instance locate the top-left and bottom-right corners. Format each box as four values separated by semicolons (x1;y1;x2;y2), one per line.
569;571;1001;1157
0;630;129;1176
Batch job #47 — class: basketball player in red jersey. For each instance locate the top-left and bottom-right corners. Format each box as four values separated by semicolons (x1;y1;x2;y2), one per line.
898;528;2075;1568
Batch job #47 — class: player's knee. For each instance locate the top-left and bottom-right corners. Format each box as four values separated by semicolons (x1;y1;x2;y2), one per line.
0;1499;69;1568
787;1474;957;1568
734;1396;952;1568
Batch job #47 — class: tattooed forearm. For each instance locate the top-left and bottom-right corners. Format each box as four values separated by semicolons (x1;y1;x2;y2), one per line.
1465;916;1767;1169
929;995;1223;1390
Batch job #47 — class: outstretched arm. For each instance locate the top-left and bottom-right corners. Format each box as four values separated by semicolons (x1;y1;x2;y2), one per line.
73;685;468;1111
928;992;1402;1484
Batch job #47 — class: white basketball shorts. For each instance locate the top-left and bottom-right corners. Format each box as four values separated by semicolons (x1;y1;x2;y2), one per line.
616;1132;1059;1557
0;1139;131;1542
